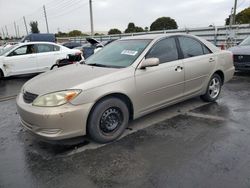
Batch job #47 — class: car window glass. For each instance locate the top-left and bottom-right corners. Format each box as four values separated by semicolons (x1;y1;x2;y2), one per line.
12;46;27;56
37;44;57;53
10;45;36;56
86;40;151;68
54;45;60;51
203;45;211;54
178;37;204;58
146;38;178;63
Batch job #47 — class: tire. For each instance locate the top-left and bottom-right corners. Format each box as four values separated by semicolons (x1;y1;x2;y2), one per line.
51;65;59;70
201;73;222;102
87;97;129;143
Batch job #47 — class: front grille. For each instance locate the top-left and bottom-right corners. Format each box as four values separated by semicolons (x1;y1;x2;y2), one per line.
23;91;38;104
234;55;250;63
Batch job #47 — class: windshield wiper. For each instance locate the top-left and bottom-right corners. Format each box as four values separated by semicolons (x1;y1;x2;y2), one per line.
87;63;110;67
87;63;123;68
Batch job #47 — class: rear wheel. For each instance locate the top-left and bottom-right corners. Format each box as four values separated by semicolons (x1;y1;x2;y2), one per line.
201;74;222;102
87;97;129;143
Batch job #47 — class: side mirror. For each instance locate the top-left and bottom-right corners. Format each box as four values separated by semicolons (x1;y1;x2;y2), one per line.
140;58;160;69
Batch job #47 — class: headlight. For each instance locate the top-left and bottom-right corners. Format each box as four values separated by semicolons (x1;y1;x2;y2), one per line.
32;90;81;107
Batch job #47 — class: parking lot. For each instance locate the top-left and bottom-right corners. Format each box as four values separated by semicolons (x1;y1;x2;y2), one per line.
0;72;250;188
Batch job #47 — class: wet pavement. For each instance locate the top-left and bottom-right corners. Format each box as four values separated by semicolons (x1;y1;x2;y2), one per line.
0;72;250;188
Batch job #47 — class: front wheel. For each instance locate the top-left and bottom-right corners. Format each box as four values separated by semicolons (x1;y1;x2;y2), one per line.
87;98;129;143
201;74;222;102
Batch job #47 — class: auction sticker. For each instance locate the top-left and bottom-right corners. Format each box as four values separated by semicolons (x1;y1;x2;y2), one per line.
121;50;138;56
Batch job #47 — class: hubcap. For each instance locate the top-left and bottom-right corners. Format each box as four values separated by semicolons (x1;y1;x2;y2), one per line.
100;107;123;134
208;77;220;99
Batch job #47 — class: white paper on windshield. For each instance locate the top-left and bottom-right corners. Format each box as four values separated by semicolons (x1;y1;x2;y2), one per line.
121;50;138;56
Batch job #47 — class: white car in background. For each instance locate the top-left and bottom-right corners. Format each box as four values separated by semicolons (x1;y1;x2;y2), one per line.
0;42;82;79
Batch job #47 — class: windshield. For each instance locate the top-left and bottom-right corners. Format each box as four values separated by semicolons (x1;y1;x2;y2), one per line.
85;39;152;68
239;36;250;46
0;45;17;56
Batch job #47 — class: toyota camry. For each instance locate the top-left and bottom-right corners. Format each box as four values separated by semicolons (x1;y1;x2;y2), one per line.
16;34;235;143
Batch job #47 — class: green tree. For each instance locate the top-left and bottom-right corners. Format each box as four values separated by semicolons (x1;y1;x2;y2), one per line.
125;22;144;33
225;7;250;25
150;17;178;31
55;31;68;37
108;28;122;35
68;30;82;37
30;21;40;33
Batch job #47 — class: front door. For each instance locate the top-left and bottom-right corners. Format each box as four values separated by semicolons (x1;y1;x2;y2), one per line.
135;37;184;116
3;44;37;76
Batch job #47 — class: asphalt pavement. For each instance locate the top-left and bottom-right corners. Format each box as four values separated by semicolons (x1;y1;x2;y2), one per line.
0;72;250;188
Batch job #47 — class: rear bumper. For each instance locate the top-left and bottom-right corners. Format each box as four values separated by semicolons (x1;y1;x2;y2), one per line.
16;93;93;140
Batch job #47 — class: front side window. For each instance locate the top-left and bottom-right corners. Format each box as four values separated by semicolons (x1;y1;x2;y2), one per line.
178;36;204;58
86;39;151;68
9;44;36;56
146;37;178;63
36;44;59;53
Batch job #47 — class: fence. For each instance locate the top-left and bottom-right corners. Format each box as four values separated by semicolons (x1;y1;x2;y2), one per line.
57;24;250;48
1;24;250;48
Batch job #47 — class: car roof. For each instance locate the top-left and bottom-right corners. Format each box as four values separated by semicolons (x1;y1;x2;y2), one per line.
119;33;220;53
120;33;198;40
18;41;58;45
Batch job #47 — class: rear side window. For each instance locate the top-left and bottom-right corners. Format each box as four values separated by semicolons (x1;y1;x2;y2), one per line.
146;37;178;63
203;45;212;54
36;44;60;53
178;36;204;58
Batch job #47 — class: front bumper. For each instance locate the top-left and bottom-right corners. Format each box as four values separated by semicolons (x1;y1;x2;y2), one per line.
16;93;93;140
234;62;250;71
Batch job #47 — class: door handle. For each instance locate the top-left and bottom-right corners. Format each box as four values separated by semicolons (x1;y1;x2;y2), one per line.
209;57;215;62
175;66;183;72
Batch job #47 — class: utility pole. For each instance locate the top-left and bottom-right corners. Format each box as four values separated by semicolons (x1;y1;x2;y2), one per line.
1;28;5;39
232;0;238;25
23;16;28;35
14;22;18;38
17;25;20;38
89;0;94;36
229;7;234;28
5;26;9;38
43;5;49;33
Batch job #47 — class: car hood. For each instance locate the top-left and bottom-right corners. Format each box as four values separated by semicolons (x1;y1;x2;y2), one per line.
23;64;121;95
228;45;250;55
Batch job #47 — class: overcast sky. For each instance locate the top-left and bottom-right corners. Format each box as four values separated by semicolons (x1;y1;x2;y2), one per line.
0;0;249;36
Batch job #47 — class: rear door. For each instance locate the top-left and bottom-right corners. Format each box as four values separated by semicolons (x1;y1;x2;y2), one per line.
177;36;214;96
135;37;185;115
3;44;37;75
35;43;61;72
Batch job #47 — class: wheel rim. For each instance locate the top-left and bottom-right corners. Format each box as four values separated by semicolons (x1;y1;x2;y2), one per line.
99;107;123;134
208;77;220;99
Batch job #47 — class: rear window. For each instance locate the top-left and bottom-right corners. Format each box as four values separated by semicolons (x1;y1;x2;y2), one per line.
178;36;204;58
36;44;60;53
